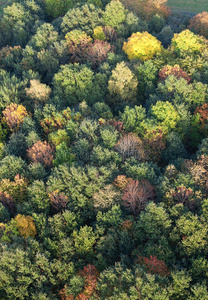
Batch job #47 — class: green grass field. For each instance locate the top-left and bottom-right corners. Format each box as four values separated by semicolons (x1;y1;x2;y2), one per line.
167;0;208;13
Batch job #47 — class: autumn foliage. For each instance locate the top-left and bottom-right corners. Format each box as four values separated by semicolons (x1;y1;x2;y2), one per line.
171;29;207;56
158;65;191;83
120;0;170;21
60;265;99;300
27;140;54;168
143;128;166;162
137;255;169;276
3;103;28;132
122;179;155;214
115;133;144;161
15;214;37;238
194;103;208;130
123;31;163;61
49;190;69;213
188;12;208;39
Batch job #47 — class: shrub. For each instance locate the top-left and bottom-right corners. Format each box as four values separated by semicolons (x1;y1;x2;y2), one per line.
123;31;163;61
188;12;208;39
27;140;54;168
15;214;37;238
158;65;191;83
3;103;28;132
171;29;207;57
122;179;155;214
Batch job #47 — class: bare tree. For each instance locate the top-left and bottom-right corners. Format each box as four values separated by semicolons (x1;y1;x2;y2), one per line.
122;179;155;214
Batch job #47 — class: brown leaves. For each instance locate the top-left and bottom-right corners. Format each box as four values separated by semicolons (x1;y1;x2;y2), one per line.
27;140;54;168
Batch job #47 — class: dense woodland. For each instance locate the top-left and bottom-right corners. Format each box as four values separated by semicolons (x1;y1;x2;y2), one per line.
1;0;208;299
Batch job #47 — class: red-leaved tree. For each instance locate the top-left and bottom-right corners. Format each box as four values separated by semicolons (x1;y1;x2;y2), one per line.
137;255;169;276
158;65;191;83
122;179;155;214
86;40;112;68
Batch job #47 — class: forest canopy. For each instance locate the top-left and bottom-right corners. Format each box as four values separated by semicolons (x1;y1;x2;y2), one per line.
0;0;208;299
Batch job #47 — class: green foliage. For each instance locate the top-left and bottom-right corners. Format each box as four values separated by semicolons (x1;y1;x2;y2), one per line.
52;63;104;107
108;61;138;105
171;29;207;57
0;155;27;181
61;3;104;35
45;0;75;19
103;0;127;28
53;142;76;167
27;180;50;213
121;105;146;133
72;225;97;258
149;101;180;132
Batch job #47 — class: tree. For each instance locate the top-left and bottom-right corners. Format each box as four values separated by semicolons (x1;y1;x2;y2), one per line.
3;103;28;132
120;0;170;21
115;133;145;161
72;225;97;258
15;214;37;238
25;79;51;105
92;184;120;211
158;65;191;83
188;12;208;39
27;141;54;168
28;23;59;51
0;174;28;204
171;29;207;57
49;190;69;213
149;101;180;132
122;179;155;214
137;255;169;276
45;0;75;19
143;128;166;162
61;3;104;36
120;105;146;133
108;62;138;105
0;155;27;181
65;29;92;63
103;0;127;28
123;31;163;61
52;63;104;107
86;40;112;68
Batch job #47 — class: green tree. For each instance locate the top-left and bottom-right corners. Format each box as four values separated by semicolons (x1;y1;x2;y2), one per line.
108;61;138;106
52;63;104;107
61;3;104;36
